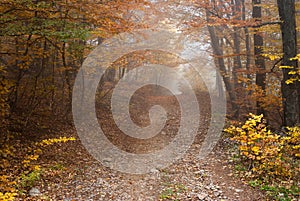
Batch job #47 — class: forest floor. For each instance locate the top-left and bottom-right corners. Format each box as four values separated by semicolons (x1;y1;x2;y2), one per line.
13;86;266;201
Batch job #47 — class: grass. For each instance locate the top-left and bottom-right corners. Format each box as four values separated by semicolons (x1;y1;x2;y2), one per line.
159;182;186;200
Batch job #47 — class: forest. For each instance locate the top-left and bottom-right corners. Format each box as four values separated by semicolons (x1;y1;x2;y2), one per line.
0;0;299;200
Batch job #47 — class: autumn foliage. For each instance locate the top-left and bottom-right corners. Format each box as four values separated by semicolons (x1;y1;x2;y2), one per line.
0;0;145;125
225;113;300;199
0;0;299;200
0;135;76;200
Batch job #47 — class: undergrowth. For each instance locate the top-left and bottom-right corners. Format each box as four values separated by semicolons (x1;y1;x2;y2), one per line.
225;113;300;200
0;133;76;201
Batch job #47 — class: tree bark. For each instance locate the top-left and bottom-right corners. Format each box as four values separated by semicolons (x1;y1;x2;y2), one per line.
232;0;243;96
242;0;251;78
206;10;239;117
253;0;266;116
277;0;300;126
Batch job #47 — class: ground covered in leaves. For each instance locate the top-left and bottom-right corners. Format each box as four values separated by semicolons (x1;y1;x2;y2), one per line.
2;86;266;201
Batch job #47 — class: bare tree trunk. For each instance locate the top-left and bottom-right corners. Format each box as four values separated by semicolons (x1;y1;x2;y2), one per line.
206;10;239;117
253;0;266;116
277;0;300;126
242;0;251;78
232;0;243;105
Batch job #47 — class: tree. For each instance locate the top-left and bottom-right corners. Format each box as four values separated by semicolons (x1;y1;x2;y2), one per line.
0;0;144;124
253;0;266;116
202;0;244;118
277;0;300;126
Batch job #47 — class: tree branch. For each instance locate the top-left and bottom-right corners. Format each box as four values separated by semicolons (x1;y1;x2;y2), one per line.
249;21;281;28
270;57;283;72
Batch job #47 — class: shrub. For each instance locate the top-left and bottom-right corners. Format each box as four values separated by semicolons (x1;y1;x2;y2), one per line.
224;113;299;180
0;135;76;200
225;114;300;200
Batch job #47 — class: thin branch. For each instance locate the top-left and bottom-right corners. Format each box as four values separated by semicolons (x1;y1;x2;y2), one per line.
249;21;281;28
270;58;283;72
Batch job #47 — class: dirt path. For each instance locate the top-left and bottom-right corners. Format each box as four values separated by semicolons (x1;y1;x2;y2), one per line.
30;87;265;200
37;138;264;201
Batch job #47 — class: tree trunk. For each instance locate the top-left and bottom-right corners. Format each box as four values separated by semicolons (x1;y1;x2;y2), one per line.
242;0;251;78
232;0;243;97
277;0;300;126
253;0;266;116
206;10;239;117
231;0;245;117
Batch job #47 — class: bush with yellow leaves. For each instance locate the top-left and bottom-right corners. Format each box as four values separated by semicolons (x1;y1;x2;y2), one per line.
225;113;300;180
0;176;17;201
0;135;76;201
